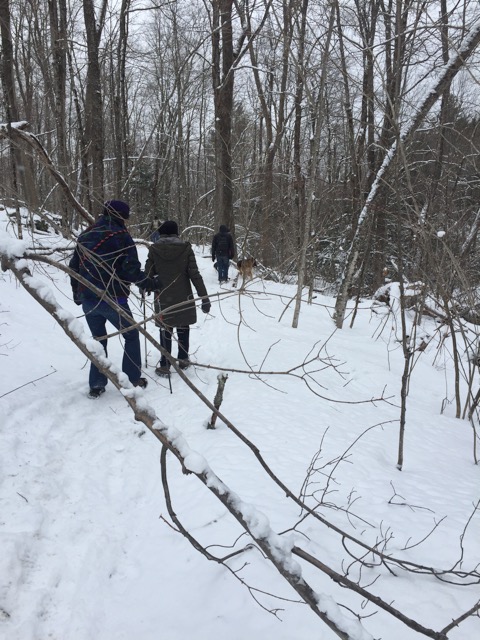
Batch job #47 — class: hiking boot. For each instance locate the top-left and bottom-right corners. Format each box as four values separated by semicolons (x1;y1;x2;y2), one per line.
88;387;105;399
134;377;148;389
155;365;171;377
178;359;191;370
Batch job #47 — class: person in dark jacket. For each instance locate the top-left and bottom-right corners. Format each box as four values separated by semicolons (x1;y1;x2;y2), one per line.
211;224;234;284
144;220;211;376
69;200;159;398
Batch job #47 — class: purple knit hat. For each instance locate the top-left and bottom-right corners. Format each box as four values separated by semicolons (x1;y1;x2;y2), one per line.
103;200;130;219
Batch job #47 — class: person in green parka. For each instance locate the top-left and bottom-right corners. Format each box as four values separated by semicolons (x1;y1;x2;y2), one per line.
144;220;211;376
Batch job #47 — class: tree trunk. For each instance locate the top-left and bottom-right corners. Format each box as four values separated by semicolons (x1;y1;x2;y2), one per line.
292;1;335;328
48;0;70;226
112;0;130;195
211;0;235;236
83;0;106;210
0;0;38;228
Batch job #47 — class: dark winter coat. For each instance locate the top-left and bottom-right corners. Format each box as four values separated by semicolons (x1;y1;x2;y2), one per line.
69;214;145;303
145;235;209;327
211;226;234;260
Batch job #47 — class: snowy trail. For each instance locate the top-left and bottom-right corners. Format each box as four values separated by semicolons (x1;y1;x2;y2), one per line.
1;216;479;640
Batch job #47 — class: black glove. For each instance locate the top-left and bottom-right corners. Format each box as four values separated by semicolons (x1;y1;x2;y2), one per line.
201;298;211;314
71;284;82;306
146;276;162;293
212;256;215;262
139;275;162;295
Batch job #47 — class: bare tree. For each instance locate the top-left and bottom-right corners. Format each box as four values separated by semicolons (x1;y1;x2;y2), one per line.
292;1;336;328
0;0;38;231
47;0;70;226
82;0;107;210
211;0;236;235
334;17;480;329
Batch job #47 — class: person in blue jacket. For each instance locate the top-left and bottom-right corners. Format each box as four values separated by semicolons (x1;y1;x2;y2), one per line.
211;224;234;284
69;200;159;398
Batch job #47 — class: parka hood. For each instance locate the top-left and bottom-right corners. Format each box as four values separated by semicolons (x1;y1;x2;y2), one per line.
149;237;191;261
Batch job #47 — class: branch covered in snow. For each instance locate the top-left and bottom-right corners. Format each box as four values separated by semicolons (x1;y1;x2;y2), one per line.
0;124;93;225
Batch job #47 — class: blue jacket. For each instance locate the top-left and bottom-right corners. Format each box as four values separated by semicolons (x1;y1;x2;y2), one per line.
212;226;234;260
69;214;146;303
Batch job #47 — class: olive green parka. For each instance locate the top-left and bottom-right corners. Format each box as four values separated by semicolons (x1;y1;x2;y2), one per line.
145;235;208;327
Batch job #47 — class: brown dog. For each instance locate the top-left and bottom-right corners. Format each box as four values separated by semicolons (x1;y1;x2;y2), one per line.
234;257;257;288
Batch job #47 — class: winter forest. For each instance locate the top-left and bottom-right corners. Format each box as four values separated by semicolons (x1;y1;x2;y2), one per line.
1;0;480;639
3;0;480;309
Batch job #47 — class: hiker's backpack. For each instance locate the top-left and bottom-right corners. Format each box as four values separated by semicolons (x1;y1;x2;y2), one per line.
215;233;229;256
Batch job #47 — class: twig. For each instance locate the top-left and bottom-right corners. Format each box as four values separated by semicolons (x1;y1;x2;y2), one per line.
0;367;57;399
207;373;228;429
293;546;448;640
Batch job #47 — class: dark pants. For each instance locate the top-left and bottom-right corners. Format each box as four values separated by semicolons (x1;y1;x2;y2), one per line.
82;299;142;389
216;255;230;282
159;326;190;367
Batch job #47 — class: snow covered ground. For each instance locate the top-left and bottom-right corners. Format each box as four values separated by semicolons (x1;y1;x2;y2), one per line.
0;209;479;640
